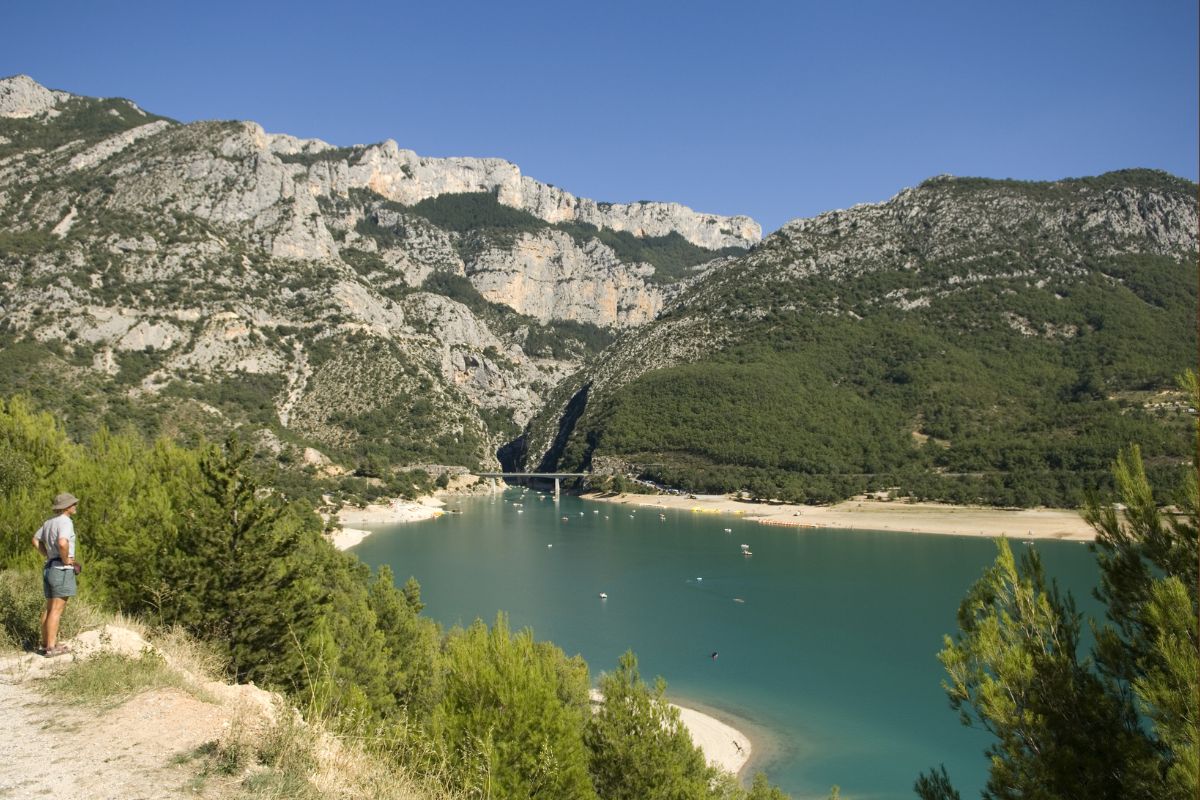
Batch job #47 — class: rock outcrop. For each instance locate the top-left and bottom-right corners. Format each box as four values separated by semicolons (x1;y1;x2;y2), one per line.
0;74;71;118
467;230;663;326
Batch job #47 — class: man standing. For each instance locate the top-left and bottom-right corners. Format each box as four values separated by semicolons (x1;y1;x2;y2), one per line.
33;492;79;657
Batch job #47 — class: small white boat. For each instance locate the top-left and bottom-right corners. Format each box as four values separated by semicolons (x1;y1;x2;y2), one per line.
547;543;552;548
743;550;753;556
562;516;569;521
724;528;732;533
659;514;667;520
598;592;608;599
579;512;585;516
593;510;599;514
696;577;703;581
517;510;524;514
740;544;750;550
733;598;745;603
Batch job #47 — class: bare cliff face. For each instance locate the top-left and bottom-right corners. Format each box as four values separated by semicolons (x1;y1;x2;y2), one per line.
268;134;761;250
466;230;664;326
0;76;750;471
0;74;72;118
73;117;759;264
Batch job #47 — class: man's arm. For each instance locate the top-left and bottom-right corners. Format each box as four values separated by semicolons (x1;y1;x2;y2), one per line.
56;536;72;566
32;535;46;557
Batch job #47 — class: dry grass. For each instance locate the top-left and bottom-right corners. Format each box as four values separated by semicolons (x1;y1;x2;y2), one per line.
48;647;194;707
187;706;456;800
153;623;225;682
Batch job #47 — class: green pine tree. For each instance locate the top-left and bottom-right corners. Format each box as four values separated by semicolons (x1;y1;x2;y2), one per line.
920;373;1198;799
432;614;596;800
585;650;715;800
167;436;327;689
369;565;442;718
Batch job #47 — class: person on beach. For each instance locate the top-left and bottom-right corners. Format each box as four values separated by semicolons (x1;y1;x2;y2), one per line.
32;492;79;657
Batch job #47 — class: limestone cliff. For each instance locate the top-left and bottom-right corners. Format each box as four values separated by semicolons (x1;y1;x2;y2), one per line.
0;75;749;474
273;134;761;249
0;74;72;118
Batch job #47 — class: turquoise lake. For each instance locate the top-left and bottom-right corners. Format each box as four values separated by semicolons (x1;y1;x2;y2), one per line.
350;489;1102;800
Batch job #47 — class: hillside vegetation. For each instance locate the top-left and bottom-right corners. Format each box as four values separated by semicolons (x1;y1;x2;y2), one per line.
528;171;1198;506
0;397;789;800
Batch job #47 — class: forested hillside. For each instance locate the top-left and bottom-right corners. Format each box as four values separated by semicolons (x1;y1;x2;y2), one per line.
526;171;1198;506
0;397;789;799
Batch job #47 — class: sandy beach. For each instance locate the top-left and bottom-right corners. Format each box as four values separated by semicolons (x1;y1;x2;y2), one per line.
589;690;752;776
331;496;447;550
581;492;1096;541
673;702;754;776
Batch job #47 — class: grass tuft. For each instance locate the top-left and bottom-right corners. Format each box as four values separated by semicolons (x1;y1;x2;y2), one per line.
48;648;203;708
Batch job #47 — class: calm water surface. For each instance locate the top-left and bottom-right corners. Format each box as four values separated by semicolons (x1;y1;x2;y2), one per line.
351;489;1101;800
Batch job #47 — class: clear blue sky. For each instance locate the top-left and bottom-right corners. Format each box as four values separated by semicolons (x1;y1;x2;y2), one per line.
5;0;1196;233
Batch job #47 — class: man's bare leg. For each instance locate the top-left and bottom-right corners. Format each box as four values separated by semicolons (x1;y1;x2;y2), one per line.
44;597;67;649
38;602;49;650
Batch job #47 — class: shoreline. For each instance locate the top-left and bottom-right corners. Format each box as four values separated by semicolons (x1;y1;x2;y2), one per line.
671;694;779;780
331;496;448;550
673;700;754;778
589;689;755;777
580;492;1096;541
336;489;760;777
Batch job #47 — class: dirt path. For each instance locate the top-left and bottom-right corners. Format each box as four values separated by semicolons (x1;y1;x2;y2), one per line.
0;647;237;799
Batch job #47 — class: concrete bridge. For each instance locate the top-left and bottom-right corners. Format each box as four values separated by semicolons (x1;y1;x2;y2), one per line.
473;472;589;498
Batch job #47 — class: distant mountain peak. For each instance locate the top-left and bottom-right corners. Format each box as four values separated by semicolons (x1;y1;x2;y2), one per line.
0;74;72;118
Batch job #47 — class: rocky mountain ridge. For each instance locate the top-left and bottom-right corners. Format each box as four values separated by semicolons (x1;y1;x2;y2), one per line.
522;170;1198;506
1;74;760;249
0;75;753;481
3;75;1195;508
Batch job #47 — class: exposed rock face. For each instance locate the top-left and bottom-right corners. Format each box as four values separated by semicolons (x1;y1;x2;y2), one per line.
766;176;1199;277
12;110;733;325
98;123;689;327
0;74;70;118
91;119;757;256
68;120;172;171
289;137;761;249
0;76;751;471
467;230;662;326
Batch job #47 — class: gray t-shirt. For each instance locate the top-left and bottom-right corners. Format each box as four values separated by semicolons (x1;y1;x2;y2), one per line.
36;515;75;568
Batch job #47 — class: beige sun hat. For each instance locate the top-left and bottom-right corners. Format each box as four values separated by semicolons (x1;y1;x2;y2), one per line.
52;492;79;511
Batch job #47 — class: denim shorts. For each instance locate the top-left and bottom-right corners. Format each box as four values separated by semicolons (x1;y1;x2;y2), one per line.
43;567;77;599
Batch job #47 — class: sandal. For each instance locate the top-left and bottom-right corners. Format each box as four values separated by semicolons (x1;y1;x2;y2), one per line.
43;645;71;657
